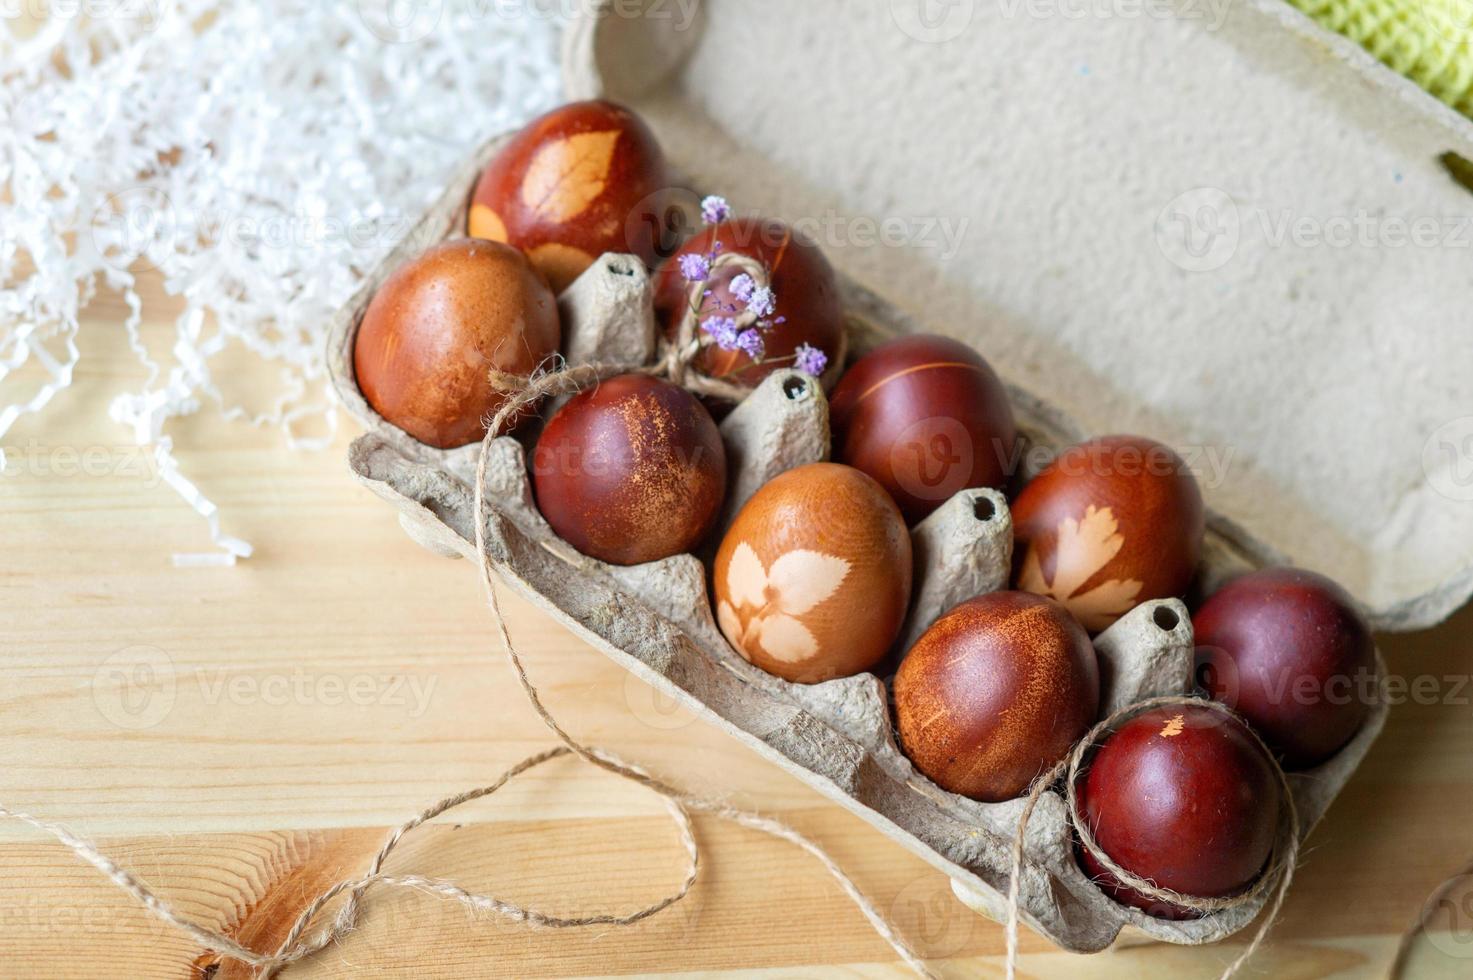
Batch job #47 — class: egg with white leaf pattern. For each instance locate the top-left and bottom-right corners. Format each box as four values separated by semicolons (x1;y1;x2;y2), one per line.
712;463;912;684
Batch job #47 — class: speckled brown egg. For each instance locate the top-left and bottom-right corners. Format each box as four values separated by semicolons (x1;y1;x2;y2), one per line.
469;100;671;293
532;374;726;566
654;217;845;393
894;591;1099;802
1011;435;1205;632
353;239;560;449
713;463;911;684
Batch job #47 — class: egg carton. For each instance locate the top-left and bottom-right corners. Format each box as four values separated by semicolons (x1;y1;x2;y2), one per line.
325;146;1389;949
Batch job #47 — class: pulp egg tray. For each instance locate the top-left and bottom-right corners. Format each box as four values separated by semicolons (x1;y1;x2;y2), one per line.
325;137;1388;952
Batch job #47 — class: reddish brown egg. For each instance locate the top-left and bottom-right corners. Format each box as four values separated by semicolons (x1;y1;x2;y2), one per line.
654;217;845;392
354;239;560;449
893;591;1099;802
1011;435;1205;632
469;100;671;293
532;374;726;566
1076;704;1281;919
713;463;911;683
1192;568;1375;770
829;334;1017;525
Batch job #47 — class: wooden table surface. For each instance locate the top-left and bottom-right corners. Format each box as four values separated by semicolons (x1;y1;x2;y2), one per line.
3;272;1472;980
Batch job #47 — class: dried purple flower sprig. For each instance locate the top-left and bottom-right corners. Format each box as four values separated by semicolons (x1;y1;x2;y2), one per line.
677;195;829;379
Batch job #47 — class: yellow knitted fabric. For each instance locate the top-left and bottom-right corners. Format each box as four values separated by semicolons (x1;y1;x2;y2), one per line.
1288;0;1473;116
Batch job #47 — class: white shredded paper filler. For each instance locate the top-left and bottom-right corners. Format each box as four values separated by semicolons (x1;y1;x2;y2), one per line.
0;0;562;565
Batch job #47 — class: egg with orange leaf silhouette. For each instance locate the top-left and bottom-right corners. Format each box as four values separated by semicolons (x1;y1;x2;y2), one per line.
1010;435;1204;632
469;100;671;293
713;463;912;684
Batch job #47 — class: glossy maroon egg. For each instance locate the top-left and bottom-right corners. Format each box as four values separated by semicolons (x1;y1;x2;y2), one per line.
354;239;561;449
469;100;670;293
1011;435;1205;632
532;375;726;566
1076;704;1281;918
654;217;844;393
894;591;1099;802
1193;568;1375;770
830;334;1017;524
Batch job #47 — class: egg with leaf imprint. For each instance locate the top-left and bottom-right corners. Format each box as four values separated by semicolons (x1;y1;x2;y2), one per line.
1011;435;1204;632
713;463;911;684
469;100;671;293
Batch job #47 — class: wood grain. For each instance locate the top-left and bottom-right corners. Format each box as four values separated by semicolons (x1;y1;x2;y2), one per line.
3;271;1473;978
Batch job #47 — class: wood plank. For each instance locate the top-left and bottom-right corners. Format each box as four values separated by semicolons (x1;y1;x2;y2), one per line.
3;271;1472;977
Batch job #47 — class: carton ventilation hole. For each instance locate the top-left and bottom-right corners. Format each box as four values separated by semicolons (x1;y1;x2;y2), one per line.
972;496;997;522
782;376;809;400
1152;605;1180;632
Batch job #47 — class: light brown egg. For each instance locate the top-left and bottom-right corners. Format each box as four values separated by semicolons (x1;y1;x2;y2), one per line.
713;463;912;684
353;239;560;449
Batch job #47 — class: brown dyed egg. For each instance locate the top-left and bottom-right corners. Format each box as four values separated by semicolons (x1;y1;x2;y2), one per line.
532;374;726;566
469;100;671;293
893;591;1098;802
830;334;1018;525
713;463;911;683
1076;704;1281;918
354;239;560;449
1011;435;1205;632
654;217;845;393
1193;567;1376;769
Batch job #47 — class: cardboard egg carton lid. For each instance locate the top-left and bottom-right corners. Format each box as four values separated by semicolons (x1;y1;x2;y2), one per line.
567;0;1473;632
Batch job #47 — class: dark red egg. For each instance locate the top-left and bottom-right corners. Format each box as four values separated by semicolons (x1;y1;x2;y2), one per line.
354;239;560;449
654;217;844;393
1076;703;1281;919
532;374;726;565
1193;568;1375;770
1011;435;1205;632
893;591;1099;802
829;334;1017;524
469;100;670;293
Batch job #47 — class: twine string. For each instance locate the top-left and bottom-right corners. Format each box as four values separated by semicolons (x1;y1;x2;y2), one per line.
0;349;937;979
1004;694;1302;980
